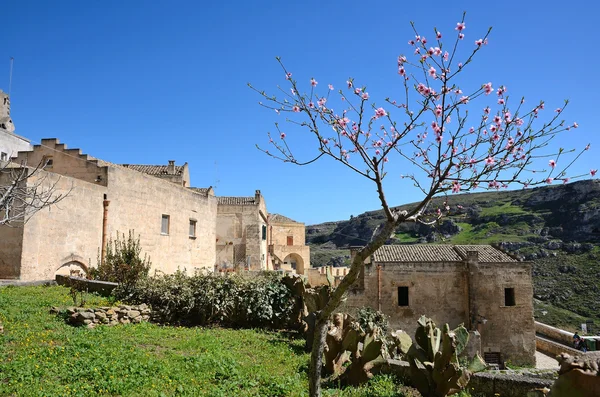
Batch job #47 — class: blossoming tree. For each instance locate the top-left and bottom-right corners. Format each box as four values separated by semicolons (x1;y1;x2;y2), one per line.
250;14;593;396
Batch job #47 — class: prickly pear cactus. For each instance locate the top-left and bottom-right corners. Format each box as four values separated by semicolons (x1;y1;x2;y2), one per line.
407;316;486;397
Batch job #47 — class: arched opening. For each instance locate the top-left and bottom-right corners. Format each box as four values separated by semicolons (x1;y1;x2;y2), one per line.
282;253;305;275
55;261;88;278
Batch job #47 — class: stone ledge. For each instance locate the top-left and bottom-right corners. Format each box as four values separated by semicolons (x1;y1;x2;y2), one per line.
55;275;118;296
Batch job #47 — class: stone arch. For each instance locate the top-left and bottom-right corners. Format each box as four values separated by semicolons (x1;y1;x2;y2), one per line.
283;253;305;275
55;260;88;278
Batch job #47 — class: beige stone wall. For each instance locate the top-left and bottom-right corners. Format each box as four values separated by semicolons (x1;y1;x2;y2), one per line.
269;220;310;274
342;259;535;366
470;262;536;366
0;172;25;278
6;170;106;281
11;139;109;187
216;193;267;271
105;166;217;275
1;157;217;281
342;262;469;336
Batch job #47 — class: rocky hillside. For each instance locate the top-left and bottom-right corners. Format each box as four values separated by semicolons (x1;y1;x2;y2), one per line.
307;179;600;328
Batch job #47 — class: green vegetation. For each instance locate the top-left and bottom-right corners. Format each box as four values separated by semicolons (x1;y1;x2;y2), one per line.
0;286;430;397
478;202;526;217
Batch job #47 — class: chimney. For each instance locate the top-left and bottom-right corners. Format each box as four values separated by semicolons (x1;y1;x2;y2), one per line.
255;190;261;201
466;250;479;265
167;160;175;175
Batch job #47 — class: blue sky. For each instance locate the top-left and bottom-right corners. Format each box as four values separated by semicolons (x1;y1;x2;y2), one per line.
3;1;598;225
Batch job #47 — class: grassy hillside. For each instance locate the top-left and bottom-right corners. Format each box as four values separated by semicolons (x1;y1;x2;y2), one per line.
307;180;600;330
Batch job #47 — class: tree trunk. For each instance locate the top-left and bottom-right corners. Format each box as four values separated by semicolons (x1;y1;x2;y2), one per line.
309;316;329;397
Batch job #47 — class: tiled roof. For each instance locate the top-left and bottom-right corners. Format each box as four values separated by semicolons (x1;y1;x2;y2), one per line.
121;164;184;176
373;245;463;262
269;213;298;223
217;196;256;205
453;245;518;263
373;244;518;263
188;187;211;196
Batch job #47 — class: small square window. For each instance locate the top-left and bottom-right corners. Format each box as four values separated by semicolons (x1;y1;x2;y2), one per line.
161;214;170;235
0;152;7;161
189;219;197;238
504;288;516;306
398;286;409;307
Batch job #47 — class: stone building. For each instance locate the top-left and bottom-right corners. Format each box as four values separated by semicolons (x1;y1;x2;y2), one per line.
268;214;311;274
0;138;310;280
342;244;535;366
0;91;31;162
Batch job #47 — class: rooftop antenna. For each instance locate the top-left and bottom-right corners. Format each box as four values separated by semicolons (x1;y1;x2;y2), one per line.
8;57;14;96
214;161;220;191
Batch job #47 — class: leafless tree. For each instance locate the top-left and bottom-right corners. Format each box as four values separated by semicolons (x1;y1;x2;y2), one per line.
0;159;69;226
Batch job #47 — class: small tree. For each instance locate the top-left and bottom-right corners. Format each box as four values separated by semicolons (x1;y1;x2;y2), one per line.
251;14;594;397
91;230;151;289
0;159;68;225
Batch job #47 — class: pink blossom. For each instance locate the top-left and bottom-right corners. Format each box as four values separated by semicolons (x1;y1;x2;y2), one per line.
591;169;598;176
460;96;469;104
285;72;292;80
498;98;505;105
311;78;318;87
362;92;369;100
452;181;461;193
459;33;464;40
374;107;387;119
455;22;465;31
421;36;427;44
398;67;406;76
347;80;353;88
469;127;475;133
435;105;443;117
308;102;314;108
280;132;286;139
397;56;407;65
291;89;296;96
434;47;442;56
573;122;579;128
384;157;389;163
328;84;334;90
317;97;327;107
549;159;556;168
563;178;570;184
443;51;449;61
555;108;562;113
484;82;493;95
485;157;495;166
475;39;483;46
436;31;442;39
408;40;415;45
458;62;463;68
292;105;300;112
375;149;381;155
546;178;553;184
322;138;329;144
585;144;590;150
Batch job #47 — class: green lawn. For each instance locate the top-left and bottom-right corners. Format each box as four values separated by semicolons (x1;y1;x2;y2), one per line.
0;286;425;397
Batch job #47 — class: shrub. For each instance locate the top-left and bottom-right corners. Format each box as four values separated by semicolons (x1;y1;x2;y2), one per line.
90;230;151;289
120;271;298;329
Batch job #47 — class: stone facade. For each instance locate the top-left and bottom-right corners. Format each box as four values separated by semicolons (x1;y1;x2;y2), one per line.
215;192;268;271
0;90;16;134
341;244;536;366
0;137;310;281
0;91;30;162
269;214;310;274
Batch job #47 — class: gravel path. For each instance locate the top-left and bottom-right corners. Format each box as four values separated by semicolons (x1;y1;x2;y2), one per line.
536;351;559;370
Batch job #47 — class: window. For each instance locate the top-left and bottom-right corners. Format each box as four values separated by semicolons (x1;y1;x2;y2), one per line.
262;225;267;240
398;286;409;307
161;214;170;235
287;236;294;246
43;156;53;167
504;288;516;306
189;219;197;238
0;152;7;161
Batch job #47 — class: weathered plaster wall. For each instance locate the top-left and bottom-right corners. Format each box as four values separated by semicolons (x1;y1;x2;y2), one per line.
0;130;31;161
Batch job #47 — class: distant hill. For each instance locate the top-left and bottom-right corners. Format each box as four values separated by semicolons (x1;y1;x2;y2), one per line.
306;179;600;328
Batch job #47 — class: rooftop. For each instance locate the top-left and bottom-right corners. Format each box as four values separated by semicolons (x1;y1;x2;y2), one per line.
217;196;256;205
121;164;184;176
372;244;518;263
269;213;299;224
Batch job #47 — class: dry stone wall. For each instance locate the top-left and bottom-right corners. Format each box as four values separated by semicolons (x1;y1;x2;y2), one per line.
54;304;152;328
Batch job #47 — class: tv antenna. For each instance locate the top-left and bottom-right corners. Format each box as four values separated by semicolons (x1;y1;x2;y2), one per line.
214;161;220;191
8;57;14;96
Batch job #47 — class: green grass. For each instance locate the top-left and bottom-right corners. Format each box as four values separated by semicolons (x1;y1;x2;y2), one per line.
394;232;420;244
0;286;424;397
0;285;310;396
479;202;526;217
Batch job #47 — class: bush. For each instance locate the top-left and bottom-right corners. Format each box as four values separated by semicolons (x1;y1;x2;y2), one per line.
90;230;151;289
119;271;298;329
